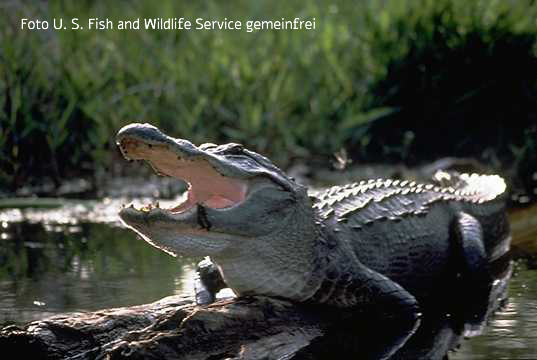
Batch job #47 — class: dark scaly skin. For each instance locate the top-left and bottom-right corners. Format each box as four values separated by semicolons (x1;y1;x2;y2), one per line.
308;178;509;308
116;124;510;321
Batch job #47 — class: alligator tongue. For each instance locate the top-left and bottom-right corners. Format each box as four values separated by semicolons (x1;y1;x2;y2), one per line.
170;184;244;213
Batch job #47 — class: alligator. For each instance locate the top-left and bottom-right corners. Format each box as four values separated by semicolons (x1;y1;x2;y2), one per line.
116;123;510;318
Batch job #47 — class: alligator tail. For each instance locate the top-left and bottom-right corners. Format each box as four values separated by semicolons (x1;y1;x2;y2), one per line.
456;173;507;202
432;171;507;202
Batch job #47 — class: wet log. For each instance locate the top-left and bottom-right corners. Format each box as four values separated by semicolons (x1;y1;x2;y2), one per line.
0;294;420;360
0;296;332;360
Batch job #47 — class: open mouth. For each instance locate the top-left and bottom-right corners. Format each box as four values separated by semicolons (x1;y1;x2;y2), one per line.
117;137;249;215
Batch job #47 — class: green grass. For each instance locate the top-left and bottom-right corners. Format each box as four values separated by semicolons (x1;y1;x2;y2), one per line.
1;0;536;193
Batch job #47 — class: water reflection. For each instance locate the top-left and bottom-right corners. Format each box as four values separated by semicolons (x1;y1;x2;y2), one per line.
452;262;537;359
0;222;194;324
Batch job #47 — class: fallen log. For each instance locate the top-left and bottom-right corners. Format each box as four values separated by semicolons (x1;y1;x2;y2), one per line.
0;294;423;360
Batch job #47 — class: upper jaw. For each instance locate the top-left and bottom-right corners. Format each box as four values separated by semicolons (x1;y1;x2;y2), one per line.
116;123;250;181
116;123;202;163
116;123;250;222
116;123;298;191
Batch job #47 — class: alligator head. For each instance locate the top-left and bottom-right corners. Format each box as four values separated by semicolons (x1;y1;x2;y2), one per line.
116;123;319;299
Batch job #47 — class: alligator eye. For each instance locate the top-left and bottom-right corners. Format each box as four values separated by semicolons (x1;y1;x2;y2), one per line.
227;144;244;154
199;143;218;151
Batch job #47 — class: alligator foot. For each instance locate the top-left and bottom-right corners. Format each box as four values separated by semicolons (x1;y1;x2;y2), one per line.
195;257;227;305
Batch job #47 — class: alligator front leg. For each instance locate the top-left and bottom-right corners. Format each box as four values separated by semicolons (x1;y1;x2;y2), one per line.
195;257;227;305
353;267;421;321
310;260;421;357
312;256;421;320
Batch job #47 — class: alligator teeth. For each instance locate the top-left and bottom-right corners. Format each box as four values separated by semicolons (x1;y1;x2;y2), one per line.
142;202;164;212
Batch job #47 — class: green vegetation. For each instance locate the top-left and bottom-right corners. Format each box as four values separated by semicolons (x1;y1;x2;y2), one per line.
1;0;536;195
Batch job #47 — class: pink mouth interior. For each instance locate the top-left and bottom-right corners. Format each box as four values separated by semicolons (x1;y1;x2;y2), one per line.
121;139;248;212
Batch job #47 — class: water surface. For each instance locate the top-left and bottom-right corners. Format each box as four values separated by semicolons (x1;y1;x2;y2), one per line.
451;261;537;359
0;222;196;323
0;221;536;359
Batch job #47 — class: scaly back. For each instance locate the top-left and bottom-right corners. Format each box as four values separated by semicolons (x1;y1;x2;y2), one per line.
313;174;506;223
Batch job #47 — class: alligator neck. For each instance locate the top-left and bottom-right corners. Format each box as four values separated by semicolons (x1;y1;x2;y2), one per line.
212;200;323;301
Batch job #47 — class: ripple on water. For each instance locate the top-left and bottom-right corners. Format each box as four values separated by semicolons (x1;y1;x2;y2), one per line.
0;222;194;324
452;263;537;359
